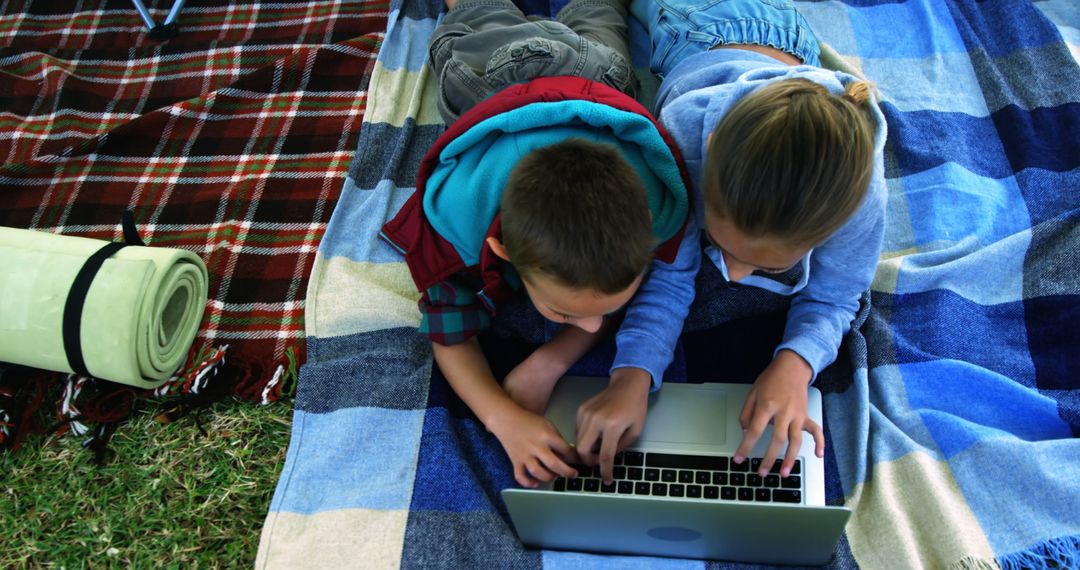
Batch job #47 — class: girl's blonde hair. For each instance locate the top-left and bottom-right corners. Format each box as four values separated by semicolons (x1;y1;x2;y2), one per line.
703;78;877;247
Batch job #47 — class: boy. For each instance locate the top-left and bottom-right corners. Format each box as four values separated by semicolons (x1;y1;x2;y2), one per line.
644;0;888;479
381;0;699;488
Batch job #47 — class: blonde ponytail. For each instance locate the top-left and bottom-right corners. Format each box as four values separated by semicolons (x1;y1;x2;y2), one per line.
842;80;875;106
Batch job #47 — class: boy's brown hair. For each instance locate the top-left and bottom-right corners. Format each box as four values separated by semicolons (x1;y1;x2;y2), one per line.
703;78;877;247
501;138;654;294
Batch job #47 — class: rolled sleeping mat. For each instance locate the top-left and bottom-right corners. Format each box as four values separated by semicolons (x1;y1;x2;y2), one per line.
0;225;208;389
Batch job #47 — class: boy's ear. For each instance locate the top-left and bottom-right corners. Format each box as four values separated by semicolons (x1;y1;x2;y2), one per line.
486;237;510;261
707;132;713;150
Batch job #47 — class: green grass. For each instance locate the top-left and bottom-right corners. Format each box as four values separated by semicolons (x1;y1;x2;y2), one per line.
0;400;293;568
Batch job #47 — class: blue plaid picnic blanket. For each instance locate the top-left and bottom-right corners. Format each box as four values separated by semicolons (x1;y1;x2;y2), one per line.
257;0;1080;567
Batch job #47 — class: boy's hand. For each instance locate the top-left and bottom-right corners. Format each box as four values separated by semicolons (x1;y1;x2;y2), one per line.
504;322;609;413
734;350;825;478
503;346;568;415
575;367;651;484
488;404;580;488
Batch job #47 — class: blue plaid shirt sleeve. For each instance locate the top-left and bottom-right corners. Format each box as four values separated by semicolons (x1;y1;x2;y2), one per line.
419;275;493;346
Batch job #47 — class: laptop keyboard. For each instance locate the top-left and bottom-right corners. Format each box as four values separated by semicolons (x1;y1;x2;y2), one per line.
551;451;802;503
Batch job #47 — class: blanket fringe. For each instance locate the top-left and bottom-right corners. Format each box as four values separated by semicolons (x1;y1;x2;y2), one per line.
950;555;1002;570
153;344;229;398
0;367;58;452
50;343;230;462
56;375;138;465
259;345;299;405
0;380;15;448
998;535;1080;570
229;343;300;404
3;339;299;454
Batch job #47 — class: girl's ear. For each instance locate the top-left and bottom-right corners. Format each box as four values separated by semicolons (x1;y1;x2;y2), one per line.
486;237;510;261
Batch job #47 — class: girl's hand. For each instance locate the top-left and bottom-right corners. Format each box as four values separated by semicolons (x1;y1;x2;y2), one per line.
734;350;825;477
574;367;651;483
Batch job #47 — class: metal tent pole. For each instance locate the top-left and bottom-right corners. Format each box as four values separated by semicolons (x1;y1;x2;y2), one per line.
129;0;185;41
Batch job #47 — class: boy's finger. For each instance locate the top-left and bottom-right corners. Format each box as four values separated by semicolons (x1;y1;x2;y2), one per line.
527;458;557;482
549;435;580;467
514;463;538;488
546;428;574;454
539;436;578;479
545;456;577;480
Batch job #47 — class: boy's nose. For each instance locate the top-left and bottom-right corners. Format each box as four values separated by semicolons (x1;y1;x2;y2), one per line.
571;316;604;334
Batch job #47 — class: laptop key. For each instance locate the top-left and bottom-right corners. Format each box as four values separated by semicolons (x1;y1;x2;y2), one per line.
568;478;583;491
644;468;660;482
628;467;644;480
755;488;771;502
652;483;667;496
624;451;645;466
554;478;566;492
704;485;720;499
661;469;677;482
669;484;685;497
614;466;626;480
695;471;711;485
584;478;600;492
634;482;650;495
730;473;745;486
712;472;727;485
791;460;802;475
738;488;754;501
645;453;728;471
687;485;702;498
781;475;801;489
773;490;801;503
600;481;617;493
731;459;750;473
748;474;763;487
617;481;634;494
765;475;780;488
614;452;624;465
678;470;693;483
721;487;736;500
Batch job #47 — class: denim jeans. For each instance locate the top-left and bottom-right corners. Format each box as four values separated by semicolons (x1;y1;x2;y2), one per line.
645;0;821;78
428;0;636;123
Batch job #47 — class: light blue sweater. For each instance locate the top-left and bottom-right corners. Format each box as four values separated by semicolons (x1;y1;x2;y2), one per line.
616;48;888;384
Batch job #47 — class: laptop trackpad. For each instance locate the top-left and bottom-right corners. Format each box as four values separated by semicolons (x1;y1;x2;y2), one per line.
638;385;727;446
545;378;729;447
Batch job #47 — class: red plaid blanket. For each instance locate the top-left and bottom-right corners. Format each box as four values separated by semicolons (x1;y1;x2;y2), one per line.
0;0;388;448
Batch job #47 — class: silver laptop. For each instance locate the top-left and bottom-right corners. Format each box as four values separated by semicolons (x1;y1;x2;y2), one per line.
502;376;851;565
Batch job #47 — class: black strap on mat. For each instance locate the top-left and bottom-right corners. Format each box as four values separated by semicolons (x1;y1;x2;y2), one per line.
61;211;146;378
